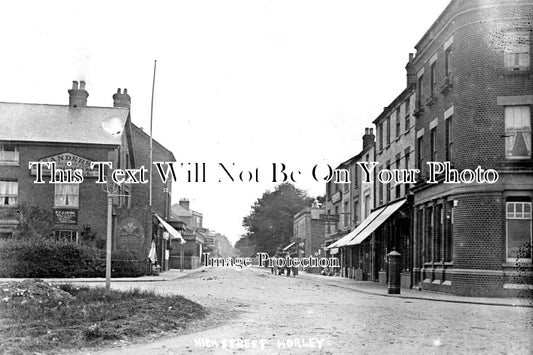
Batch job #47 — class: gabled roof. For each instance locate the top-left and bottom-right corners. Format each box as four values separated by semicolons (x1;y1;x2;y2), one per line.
130;123;176;161
0;102;129;145
172;204;193;217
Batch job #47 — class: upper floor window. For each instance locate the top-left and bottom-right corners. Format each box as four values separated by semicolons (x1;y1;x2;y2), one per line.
417;136;424;171
417;75;424;108
444;46;452;79
54;183;79;208
430;62;437;97
430;128;438;162
446;116;453;162
506;201;532;262
505;106;531;159
0;181;18;206
396;110;401;138
0;145;19;163
378;123;383;151
504;31;530;71
386;117;391;146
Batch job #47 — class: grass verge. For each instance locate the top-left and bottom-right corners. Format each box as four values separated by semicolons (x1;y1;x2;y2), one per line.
0;281;207;354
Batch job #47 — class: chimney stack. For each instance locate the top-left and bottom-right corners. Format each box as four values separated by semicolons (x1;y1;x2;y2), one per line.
406;53;415;86
68;80;89;107
113;88;131;108
179;198;190;211
362;127;375;150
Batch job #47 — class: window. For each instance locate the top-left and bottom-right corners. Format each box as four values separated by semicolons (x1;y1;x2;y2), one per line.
425;206;433;263
354;201;359;225
506;201;532;261
405;98;410;117
444;201;454;262
0;145;19;163
396;110;401;138
445;46;452;79
504;31;530;71
377;166;383;205
54;230;78;243
344;201;349;227
334;206;339;231
430;128;438;162
385;160;391;203
54;183;79;207
434;204;443;262
386;117;391;146
378;124;383;151
364;194;371;219
417;137;424;170
405;149;411;191
417;75;424;108
395;154;401;198
446;116;453;161
416;208;424;267
405;100;411;132
505;106;531;159
0;181;18;206
430;62;437;97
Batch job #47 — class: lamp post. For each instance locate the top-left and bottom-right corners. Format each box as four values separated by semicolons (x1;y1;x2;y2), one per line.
101;117;126;292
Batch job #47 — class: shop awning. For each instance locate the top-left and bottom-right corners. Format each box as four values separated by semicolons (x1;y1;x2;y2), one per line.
347;199;406;246
326;206;387;249
282;242;296;251
155;214;185;243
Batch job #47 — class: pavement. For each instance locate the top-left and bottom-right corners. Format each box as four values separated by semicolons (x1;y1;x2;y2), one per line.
296;271;533;308
0;267;204;284
1;266;532;308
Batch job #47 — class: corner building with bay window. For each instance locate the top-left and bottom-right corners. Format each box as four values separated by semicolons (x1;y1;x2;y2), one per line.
411;0;533;296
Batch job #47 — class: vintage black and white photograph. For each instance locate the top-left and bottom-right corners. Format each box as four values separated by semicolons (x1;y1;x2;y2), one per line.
0;0;532;354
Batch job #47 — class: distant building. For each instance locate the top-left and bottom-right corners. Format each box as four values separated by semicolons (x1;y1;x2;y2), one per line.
170;199;205;269
293;202;325;262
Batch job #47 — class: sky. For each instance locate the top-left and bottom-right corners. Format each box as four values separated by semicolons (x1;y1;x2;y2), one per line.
0;0;450;245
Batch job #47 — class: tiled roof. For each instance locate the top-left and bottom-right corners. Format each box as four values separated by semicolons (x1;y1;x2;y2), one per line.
0;102;129;145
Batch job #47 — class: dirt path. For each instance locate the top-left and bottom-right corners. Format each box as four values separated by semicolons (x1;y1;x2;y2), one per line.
77;267;532;355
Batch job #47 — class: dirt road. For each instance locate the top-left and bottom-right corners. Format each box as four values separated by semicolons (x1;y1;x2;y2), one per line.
78;267;532;355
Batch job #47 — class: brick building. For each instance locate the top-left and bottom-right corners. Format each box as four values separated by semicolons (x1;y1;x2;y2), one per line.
326;128;376;279
410;0;533;296
169;199;205;269
293;203;325;260
0;82;180;267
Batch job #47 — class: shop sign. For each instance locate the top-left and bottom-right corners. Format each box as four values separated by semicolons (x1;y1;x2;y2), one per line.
53;209;78;224
30;153;99;177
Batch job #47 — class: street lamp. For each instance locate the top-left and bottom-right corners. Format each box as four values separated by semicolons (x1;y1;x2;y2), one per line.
101;116;126;291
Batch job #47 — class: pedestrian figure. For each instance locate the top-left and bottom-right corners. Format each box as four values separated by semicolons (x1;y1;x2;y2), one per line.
285;252;291;277
291;251;298;277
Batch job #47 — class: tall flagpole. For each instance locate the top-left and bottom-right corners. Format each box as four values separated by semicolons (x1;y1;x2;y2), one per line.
149;60;157;207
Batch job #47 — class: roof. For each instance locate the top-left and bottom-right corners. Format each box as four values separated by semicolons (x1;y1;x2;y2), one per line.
131;123;176;161
0;102;129;145
171;204;193;217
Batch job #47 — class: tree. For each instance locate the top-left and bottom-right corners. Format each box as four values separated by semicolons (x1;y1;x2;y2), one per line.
242;183;314;255
234;235;255;257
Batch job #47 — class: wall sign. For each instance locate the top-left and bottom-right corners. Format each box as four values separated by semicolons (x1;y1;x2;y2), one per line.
30;153;99;177
53;209;78;224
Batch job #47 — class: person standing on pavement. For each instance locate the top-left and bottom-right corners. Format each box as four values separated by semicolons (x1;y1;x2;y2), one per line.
291;250;298;277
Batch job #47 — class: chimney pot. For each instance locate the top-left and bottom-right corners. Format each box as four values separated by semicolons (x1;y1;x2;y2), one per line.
112;87;131;108
68;80;88;107
369;128;374;135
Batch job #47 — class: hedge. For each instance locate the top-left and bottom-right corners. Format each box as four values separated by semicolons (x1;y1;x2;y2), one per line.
0;239;148;278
